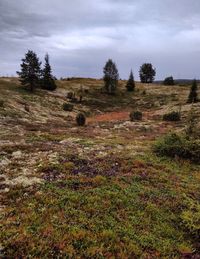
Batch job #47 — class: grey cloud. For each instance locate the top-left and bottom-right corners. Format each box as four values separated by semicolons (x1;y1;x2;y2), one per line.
0;0;200;79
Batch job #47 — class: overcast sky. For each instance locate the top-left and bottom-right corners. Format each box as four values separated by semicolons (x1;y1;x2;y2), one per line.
1;0;200;79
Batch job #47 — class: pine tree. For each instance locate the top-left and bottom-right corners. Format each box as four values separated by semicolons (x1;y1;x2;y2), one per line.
126;70;135;91
187;79;198;103
17;50;41;92
139;63;156;83
103;59;119;94
41;54;57;91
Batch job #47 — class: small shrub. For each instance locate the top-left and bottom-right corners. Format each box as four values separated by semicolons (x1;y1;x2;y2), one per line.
79;95;83;103
62;103;74;111
187;79;198;103
76;113;86;126
62;162;75;173
130;111;142;121
67;92;74;99
153;133;200;163
70;97;78;103
24;104;30;112
185;107;199;138
0;99;4;107
163;111;181;121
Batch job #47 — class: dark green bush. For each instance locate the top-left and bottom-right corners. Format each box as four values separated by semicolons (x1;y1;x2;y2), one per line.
153;133;200;163
163;76;175;86
163;111;181;121
130;111;142;121
76;113;86;126
62;103;74;111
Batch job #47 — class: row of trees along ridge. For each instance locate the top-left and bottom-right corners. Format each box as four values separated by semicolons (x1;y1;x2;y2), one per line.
103;59;156;94
17;53;198;103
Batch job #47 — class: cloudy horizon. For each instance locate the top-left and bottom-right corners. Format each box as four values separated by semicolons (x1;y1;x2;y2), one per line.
1;0;200;80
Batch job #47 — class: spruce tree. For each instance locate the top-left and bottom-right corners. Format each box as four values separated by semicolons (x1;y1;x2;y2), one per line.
126;70;135;91
103;59;119;94
42;54;57;91
17;50;41;92
187;79;198;103
139;63;156;83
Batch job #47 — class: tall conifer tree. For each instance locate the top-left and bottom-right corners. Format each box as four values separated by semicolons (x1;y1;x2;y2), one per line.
103;59;119;94
126;70;135;91
17;50;41;92
42;54;57;91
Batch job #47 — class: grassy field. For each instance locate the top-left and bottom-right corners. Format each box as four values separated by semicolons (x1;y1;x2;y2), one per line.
0;77;200;258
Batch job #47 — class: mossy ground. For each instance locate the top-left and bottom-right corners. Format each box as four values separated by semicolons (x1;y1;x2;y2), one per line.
0;77;200;258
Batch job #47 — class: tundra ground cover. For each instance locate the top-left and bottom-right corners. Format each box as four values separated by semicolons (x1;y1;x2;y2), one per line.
0;78;200;257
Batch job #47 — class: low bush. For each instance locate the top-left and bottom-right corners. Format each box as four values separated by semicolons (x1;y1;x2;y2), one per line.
163;76;175;86
67;92;74;99
153;133;200;163
62;103;74;111
0;100;4;107
163;111;181;121
76;113;86;126
185;107;199;138
130;111;142;121
181;195;200;238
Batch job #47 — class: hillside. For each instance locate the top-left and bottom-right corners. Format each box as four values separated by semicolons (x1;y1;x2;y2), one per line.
0;77;200;258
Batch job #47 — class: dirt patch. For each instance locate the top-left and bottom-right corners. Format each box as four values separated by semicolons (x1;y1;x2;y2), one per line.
88;110;163;124
88;111;130;123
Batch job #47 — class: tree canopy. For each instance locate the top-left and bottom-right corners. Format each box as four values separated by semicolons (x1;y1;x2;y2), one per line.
17;50;41;92
139;63;156;83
